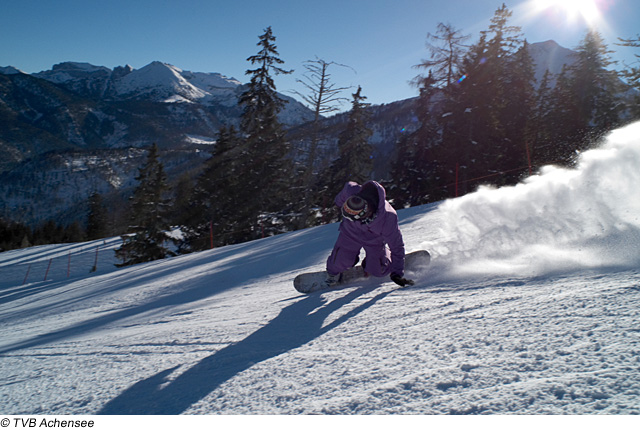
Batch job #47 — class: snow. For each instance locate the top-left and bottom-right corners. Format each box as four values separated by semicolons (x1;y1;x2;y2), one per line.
181;70;242;89
1;122;640;416
528;40;577;87
184;134;217;145
34;62;111;84
432;121;640;278
115;61;208;101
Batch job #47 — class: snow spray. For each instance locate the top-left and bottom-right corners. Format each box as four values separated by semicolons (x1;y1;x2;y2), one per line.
426;120;640;278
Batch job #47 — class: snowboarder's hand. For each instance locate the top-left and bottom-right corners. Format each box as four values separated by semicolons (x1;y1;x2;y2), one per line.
391;274;414;287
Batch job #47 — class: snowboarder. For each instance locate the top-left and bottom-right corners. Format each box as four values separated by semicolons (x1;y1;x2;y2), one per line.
325;180;414;288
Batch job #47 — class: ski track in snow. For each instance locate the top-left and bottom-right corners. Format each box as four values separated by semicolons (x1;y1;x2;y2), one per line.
1;122;640;415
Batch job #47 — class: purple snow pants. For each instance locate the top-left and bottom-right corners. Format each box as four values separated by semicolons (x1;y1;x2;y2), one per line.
326;232;392;277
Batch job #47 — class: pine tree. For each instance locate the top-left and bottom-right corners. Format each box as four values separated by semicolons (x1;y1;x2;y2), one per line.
547;65;583;164
0;218;32;251
87;192;108;240
571;30;620;133
499;39;537;182
615;35;640;118
182;126;244;251
547;31;620;165
169;173;195;228
115;144;174;267
331;86;373;184
446;34;496;195
395;23;470;206
63;222;85;243
531;69;556;166
34;220;64;245
440;4;527;193
235;26;294;241
480;3;526;183
413;22;470;92
318;86;373;221
390;73;441;207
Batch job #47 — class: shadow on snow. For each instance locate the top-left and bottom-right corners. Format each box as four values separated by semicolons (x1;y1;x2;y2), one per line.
0;225;338;353
99;286;390;414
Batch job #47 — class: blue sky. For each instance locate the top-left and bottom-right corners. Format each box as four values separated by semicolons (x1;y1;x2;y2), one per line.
2;0;639;109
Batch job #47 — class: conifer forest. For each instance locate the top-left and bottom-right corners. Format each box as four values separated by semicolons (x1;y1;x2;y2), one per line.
2;5;639;267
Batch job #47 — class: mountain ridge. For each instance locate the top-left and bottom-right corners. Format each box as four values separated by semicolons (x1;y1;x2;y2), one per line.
32;60;242;103
0;60;315;171
0;40;618;228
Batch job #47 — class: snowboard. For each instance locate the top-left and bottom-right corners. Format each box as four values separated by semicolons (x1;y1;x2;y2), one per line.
294;250;431;294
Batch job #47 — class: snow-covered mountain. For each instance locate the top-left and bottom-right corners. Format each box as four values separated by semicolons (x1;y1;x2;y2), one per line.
0;40;629;228
0;60;316;226
528;39;577;85
34;61;237;102
0;60;314;169
32;60;312;119
1;121;639;414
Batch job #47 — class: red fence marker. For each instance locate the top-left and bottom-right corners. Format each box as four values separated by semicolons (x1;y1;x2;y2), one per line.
44;259;52;281
23;264;32;285
91;246;99;273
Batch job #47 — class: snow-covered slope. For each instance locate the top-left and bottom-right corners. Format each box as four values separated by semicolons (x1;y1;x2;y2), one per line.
1;122;640;415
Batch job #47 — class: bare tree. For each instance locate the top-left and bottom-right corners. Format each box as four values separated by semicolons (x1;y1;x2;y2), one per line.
293;58;353;181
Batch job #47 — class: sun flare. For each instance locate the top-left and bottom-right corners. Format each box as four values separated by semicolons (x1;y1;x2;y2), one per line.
533;0;602;25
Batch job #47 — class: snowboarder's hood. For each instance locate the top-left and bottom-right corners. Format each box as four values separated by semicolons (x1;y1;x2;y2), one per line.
358;181;386;213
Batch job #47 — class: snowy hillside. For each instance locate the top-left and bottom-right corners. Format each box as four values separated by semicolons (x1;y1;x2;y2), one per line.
1;122;640;415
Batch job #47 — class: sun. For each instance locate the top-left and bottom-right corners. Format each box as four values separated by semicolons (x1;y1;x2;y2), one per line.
533;0;602;26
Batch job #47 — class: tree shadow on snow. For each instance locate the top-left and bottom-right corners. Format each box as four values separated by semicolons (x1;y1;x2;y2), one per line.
0;227;338;353
99;286;389;414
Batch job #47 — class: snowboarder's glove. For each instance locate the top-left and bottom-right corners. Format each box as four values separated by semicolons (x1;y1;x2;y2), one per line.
391;274;414;287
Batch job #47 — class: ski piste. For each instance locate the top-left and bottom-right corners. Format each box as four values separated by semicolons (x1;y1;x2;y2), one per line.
294;250;430;294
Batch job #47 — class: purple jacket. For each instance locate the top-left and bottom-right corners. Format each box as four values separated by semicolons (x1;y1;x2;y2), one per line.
336;181;405;276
